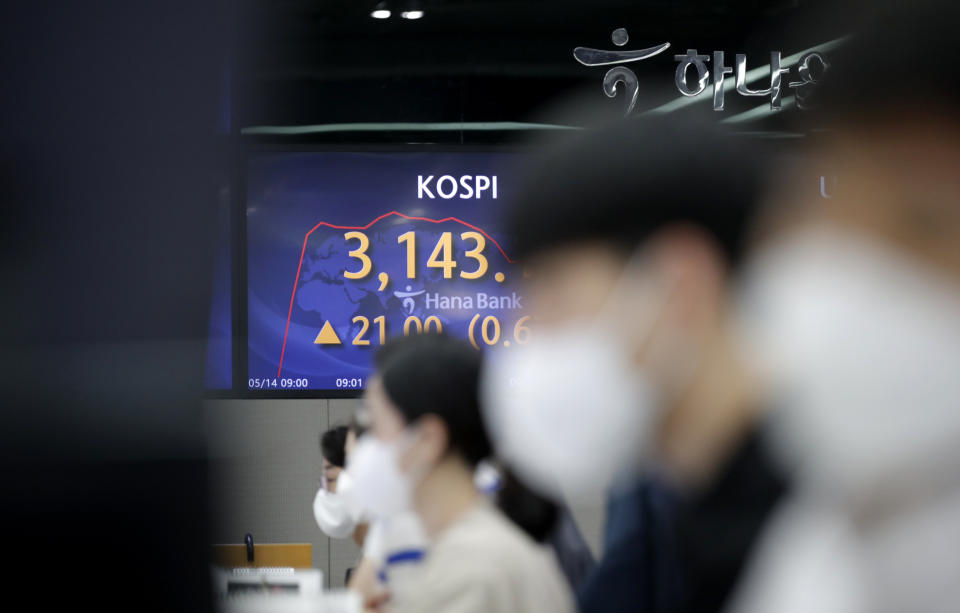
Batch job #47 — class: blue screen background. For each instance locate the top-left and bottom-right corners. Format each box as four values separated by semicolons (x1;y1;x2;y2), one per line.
246;151;527;391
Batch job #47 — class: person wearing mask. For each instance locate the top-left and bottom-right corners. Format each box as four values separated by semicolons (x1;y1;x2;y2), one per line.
349;333;574;613
313;424;362;539
729;3;960;612
483;117;786;613
344;410;427;608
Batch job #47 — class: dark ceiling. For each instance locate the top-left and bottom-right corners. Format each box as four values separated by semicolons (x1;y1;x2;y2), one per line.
235;0;846;133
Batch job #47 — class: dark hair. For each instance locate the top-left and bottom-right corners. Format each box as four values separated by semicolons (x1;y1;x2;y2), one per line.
374;333;491;466
495;467;558;543
320;425;349;468
506;117;765;268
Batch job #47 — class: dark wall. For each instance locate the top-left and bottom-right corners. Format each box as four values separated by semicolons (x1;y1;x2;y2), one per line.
0;2;225;611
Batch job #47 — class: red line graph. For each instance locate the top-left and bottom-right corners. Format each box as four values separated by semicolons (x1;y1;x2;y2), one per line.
276;211;515;376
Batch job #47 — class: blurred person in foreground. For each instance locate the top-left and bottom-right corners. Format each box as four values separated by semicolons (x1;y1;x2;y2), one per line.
728;3;960;612
349;333;574;613
483;117;782;613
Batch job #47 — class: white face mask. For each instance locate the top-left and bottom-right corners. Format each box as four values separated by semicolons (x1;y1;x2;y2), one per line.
482;262;673;503
312;471;360;539
740;229;960;504
342;433;417;519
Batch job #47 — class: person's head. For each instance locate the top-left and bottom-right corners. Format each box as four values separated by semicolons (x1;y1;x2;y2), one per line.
484;117;766;499
365;332;490;489
509;118;762;382
771;0;960;278
740;0;960;504
320;425;348;491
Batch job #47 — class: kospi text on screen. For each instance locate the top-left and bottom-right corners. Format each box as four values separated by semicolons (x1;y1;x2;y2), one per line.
417;175;498;199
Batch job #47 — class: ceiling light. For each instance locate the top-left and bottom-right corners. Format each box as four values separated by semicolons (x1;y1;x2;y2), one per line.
401;10;424;19
371;2;391;19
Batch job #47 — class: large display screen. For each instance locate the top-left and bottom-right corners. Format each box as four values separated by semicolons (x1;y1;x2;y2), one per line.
246;151;528;392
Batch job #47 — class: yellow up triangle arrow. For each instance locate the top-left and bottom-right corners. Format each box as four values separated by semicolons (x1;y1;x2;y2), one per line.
314;321;342;345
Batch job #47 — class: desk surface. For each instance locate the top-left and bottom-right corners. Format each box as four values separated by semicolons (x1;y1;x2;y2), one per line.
212;543;313;569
